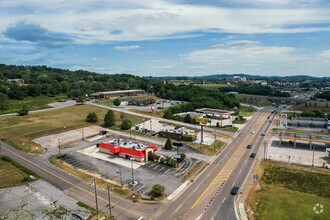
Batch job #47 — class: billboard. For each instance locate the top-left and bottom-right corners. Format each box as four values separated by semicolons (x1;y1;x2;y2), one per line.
280;114;287;128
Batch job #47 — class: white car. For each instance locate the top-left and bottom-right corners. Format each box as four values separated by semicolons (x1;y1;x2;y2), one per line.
251;131;255;134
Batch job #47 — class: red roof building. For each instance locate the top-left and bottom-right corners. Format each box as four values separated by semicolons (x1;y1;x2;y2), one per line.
98;138;157;162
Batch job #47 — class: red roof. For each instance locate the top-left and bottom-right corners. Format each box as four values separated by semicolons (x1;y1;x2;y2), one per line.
99;139;157;158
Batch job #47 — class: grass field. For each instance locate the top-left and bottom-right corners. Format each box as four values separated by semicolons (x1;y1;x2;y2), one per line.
247;161;330;220
0;94;68;115
182;140;225;156
198;84;232;91
236;95;271;107
239;106;257;117
130;109;165;118
95;95;159;107
0;105;143;153
0;156;38;188
291;102;329;112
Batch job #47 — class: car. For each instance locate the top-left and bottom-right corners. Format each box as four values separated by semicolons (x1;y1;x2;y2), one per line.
175;125;181;130
58;99;67;102
163;123;167;127
231;186;239;195
251;131;255;134
261;132;265;136
250;153;256;158
269;120;272;123
247;144;252;149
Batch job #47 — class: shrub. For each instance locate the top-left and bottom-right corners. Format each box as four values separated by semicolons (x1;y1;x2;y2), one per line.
22;176;30;182
163;110;173;119
183;114;192;123
121;119;132;130
86;112;98;123
113;98;121;106
150;196;155;200
17;104;29;116
165;138;173;150
151;184;165;197
56;154;67;159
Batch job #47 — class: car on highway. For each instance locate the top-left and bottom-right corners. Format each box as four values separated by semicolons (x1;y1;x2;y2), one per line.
251;131;255;134
247;144;252;149
250;153;256;158
261;132;265;136
231;186;239;195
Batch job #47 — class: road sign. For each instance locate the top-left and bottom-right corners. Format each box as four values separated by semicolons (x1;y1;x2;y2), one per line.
280;114;287;128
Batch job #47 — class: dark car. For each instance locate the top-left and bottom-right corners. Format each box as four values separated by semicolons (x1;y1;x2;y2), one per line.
247;144;252;149
175;125;181;130
231;186;239;195
250;153;256;158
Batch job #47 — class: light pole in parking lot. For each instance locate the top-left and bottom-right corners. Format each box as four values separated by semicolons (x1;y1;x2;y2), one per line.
57;137;61;155
117;167;123;187
312;144;315;167
130;158;135;184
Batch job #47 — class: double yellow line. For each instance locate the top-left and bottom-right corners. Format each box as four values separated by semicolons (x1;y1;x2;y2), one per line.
191;112;266;209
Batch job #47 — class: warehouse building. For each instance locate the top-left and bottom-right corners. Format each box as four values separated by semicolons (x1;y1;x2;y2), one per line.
98;138;157;162
89;90;144;99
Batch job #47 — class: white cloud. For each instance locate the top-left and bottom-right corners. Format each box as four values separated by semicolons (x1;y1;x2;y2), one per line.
1;0;330;43
113;45;141;51
189;65;207;69
152;65;173;69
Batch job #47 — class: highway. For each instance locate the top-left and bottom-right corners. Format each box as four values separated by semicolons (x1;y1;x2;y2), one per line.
1;106;275;220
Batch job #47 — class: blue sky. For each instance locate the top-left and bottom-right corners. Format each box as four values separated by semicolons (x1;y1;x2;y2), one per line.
1;0;330;77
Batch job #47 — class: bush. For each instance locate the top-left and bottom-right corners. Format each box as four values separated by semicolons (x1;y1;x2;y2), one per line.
150;196;155;200
121;119;132;130
104;110;116;127
113;98;121;106
17;104;29;116
183;114;192;123
151;184;165;197
165;138;173;150
56;154;67;159
163;110;173;119
22;176;30;182
86;112;98;123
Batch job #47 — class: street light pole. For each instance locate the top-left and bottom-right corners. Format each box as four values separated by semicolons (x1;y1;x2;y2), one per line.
312;144;315;167
57;137;61;155
117;167;123;187
130;158;134;184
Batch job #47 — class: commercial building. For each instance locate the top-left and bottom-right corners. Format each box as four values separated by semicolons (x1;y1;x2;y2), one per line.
226;76;246;83
159;129;198;142
276;81;298;87
98;138;157;162
195;108;235;120
89;90;144;99
128;98;155;106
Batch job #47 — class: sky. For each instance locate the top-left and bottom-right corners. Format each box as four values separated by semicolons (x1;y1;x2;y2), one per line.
1;0;330;77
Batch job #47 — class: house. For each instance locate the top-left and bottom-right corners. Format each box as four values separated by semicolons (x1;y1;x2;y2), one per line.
128;98;155;106
7;79;24;84
98;138;157;162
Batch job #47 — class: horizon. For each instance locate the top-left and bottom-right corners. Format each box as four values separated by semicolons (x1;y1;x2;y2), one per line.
1;1;330;77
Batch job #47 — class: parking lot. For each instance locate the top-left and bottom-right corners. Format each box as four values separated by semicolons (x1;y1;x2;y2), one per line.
267;136;329;167
115;99;183;112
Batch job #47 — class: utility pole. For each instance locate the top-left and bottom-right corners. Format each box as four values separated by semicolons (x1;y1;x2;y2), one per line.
107;184;112;220
93;178;98;213
150;117;152;132
28;134;31;152
312;144;315;167
130;158;135;184
214;127;216;151
0;135;2;157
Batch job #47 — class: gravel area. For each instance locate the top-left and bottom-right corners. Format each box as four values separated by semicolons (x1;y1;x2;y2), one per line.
0;180;90;220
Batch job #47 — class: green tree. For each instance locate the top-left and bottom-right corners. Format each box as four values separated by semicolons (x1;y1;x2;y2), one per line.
314;102;317;107
76;96;86;104
216;122;220;128
305;102;308;107
121;119;132;130
309;102;312;107
165;138;173;150
86;112;98;123
326;102;328;108
104;110;116;127
183;114;192;123
113;98;121;106
151;184;165;197
17;104;29;116
163;110;173;119
0;92;9;110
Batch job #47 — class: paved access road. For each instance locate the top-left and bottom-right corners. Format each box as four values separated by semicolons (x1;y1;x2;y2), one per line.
1;105;274;220
155;107;274;220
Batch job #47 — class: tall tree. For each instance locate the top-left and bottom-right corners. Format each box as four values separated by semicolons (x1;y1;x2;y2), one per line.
104;110;116;127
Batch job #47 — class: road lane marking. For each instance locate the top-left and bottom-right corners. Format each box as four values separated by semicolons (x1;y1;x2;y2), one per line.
222;197;226;204
2;146;143;218
239;170;242;174
175;204;182;212
232;182;235;187
191;112;266;210
244;160;247;164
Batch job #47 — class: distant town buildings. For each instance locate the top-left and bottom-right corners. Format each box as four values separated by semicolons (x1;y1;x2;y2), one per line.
226;76;246;83
98;138;157;162
7;79;24;84
89;90;144;99
244;80;268;86
275;81;299;87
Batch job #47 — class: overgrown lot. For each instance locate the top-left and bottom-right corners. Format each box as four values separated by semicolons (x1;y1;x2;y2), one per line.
247;161;330;220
